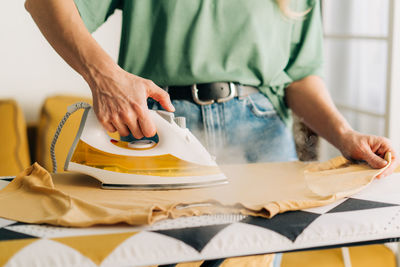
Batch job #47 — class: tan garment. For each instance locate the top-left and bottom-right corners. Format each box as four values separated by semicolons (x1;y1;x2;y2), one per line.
0;154;390;227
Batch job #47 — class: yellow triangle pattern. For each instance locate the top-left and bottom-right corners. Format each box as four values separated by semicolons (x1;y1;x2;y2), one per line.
52;231;137;265
0;238;37;266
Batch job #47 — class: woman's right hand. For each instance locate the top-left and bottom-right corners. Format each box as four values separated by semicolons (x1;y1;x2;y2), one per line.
87;65;175;139
25;0;174;138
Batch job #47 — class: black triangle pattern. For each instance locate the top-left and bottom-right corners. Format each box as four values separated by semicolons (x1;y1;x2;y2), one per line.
0;228;37;241
241;211;321;242
327;198;399;213
154;224;230;252
8;222;30;227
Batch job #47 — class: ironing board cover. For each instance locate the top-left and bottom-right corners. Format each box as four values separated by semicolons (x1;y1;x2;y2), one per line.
1;172;400;266
0;155;391;227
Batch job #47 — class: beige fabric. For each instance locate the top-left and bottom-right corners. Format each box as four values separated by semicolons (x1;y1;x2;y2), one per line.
0;154;390;227
305;155;392;198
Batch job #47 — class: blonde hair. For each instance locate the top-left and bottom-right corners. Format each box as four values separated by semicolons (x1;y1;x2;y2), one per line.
276;0;310;19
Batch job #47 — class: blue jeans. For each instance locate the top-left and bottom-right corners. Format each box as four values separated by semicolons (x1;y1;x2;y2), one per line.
145;92;297;164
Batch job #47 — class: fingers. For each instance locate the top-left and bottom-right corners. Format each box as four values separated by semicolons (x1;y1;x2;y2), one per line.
112;81;173;138
120;110;146;139
377;162;395;179
148;83;175;112
377;151;399;179
368;137;396;178
93;104;117;133
137;107;156;137
92;76;171;139
345;134;393;171
110;114;131;137
99;107;152;139
363;149;388;169
102;121;117;133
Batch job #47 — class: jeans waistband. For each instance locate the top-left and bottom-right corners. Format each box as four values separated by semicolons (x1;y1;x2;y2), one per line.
165;82;258;105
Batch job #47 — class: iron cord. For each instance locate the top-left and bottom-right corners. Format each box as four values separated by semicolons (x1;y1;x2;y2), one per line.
50;102;91;173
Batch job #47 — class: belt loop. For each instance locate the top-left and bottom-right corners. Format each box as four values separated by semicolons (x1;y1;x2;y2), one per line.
236;84;245;100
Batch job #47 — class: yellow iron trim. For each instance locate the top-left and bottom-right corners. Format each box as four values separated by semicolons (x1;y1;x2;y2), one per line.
70;140;221;177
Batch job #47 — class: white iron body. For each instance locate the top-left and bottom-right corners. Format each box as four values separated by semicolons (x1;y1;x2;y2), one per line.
65;107;228;189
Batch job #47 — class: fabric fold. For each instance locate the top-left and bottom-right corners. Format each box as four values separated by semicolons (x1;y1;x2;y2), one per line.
0;156;391;227
304;153;391;198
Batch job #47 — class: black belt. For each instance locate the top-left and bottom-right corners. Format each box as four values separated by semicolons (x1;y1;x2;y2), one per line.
165;82;259;105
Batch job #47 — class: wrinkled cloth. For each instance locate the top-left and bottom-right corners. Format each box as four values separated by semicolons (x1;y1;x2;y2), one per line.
0;155;390;227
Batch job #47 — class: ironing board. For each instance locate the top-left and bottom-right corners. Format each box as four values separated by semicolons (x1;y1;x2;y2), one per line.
1;173;400;266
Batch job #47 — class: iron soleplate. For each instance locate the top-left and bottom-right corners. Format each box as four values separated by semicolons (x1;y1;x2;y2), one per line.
101;180;228;190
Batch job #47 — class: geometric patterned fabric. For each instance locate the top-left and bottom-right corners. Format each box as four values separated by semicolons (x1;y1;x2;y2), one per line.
1;174;400;266
242;212;321;242
156;224;230;252
327;198;398;213
52;232;137;265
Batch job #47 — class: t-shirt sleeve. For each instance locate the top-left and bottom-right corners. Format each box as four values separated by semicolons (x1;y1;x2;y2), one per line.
285;0;324;81
74;0;122;33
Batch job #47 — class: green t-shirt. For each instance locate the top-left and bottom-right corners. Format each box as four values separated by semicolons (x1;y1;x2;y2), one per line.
74;0;324;124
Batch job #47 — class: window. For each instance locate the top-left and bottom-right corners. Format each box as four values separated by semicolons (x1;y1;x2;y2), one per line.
320;0;400;160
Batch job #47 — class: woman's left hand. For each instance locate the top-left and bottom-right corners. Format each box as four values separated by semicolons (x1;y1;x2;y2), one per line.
337;130;399;178
285;75;399;178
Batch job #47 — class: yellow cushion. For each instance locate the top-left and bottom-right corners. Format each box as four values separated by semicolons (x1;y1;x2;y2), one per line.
36;95;92;173
281;245;395;267
0;99;31;176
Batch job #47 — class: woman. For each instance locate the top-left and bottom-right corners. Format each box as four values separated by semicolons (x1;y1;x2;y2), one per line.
25;0;399;265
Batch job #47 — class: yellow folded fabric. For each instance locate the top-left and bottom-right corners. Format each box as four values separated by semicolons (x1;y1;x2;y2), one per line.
0;154;390;227
0;99;30;176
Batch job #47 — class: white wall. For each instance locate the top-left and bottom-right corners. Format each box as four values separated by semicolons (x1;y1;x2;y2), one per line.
0;0;122;123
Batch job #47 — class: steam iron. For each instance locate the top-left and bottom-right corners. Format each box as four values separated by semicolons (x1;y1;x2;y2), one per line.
54;103;228;189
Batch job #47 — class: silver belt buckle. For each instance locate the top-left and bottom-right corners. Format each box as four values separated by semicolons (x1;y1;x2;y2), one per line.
191;82;236;105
